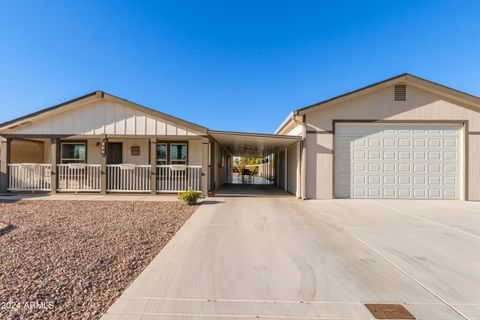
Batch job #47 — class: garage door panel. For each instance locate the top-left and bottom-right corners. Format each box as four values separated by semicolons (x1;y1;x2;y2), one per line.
413;188;427;198
335;123;461;199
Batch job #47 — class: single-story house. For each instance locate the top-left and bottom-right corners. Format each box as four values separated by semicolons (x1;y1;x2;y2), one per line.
0;91;299;196
1;73;479;200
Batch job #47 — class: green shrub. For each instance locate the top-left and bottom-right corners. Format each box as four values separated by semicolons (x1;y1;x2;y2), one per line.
178;189;200;205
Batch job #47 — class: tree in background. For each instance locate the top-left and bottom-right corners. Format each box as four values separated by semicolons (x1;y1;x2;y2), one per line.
233;156;267;175
238;157;265;165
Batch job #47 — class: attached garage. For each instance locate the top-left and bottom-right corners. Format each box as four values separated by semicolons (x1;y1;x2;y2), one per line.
334;122;462;199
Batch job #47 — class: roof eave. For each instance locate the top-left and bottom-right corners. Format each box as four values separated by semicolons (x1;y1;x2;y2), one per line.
274;111;296;135
0;91;100;132
294;73;480;116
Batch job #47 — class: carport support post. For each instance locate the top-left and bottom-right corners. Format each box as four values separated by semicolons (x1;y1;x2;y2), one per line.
201;137;209;196
300;139;307;199
0;137;10;192
276;152;280;186
50;138;58;194
150;138;157;194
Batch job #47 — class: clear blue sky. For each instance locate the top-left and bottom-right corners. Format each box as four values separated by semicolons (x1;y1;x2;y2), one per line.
0;1;479;133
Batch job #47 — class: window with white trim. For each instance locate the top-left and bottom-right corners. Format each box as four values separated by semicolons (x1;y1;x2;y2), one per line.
61;143;86;164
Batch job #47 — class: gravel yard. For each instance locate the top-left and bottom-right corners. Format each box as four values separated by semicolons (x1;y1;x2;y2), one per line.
0;200;198;320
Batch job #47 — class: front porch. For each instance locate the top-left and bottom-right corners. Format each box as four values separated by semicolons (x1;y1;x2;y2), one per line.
2;137;205;195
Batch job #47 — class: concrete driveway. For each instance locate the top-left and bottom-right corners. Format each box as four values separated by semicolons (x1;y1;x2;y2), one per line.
103;186;480;320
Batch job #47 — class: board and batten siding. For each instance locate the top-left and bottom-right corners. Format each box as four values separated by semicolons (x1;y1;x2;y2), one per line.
304;84;480;200
7;100;200;136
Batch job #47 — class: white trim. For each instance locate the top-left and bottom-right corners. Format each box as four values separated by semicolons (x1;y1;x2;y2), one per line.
274;111;293;134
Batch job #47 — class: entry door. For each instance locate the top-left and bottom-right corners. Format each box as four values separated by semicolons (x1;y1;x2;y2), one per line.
107;143;123;164
335;123;461;199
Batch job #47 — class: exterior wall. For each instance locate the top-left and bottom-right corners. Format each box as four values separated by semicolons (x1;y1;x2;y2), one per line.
112;139;150;165
4;99;200;136
86;139;101;164
10;139;44;163
286;143;298;196
188;140;202;166
44;140;52;163
59;138;204;166
305;85;480;200
286;124;303;136
306;133;333;199
213;141;226;190
10;138;203;166
83;138;149;165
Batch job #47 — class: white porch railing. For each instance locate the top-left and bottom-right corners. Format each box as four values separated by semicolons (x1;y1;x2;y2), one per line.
57;164;101;192
157;165;201;193
7;163;201;193
7;164;52;191
107;164;151;192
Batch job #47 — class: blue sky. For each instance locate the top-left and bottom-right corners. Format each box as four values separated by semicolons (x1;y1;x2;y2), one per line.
0;1;479;133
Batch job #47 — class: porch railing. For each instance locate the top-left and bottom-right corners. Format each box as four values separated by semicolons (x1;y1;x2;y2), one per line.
7;164;52;191
7;163;202;193
157;165;201;193
57;164;101;192
107;164;151;192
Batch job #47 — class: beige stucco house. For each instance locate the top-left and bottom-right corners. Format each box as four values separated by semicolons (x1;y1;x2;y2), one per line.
1;73;479;200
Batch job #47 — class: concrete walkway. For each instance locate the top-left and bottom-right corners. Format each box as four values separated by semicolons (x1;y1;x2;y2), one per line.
102;187;480;319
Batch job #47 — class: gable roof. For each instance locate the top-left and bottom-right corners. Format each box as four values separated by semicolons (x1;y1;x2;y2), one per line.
0;91;208;134
275;73;480;134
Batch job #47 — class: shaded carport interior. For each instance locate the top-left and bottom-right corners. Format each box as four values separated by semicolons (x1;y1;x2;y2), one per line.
208;130;302;197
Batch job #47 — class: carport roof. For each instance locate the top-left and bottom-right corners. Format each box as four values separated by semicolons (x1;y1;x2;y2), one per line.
209;130;302;157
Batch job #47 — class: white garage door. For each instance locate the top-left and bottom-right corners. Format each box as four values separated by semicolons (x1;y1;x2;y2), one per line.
335;123;461;199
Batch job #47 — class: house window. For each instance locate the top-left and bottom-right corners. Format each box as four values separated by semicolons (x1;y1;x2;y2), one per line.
61;143;86;163
156;142;188;165
170;143;187;165
156;143;167;165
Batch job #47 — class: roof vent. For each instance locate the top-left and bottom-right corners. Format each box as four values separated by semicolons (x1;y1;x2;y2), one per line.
394;84;406;101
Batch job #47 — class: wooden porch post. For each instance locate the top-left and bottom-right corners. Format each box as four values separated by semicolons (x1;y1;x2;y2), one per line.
100;137;107;194
150;138;157;195
0;137;10;192
50;138;58;194
201;137;209;196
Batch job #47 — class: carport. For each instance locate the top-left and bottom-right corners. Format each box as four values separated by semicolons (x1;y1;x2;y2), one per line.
208;130;303;197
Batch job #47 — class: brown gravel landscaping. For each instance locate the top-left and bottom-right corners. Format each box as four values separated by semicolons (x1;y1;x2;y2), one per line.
0;200;198;320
